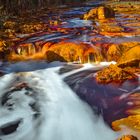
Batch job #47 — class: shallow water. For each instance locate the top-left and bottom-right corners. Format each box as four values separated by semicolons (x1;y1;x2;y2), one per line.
13;0;140;48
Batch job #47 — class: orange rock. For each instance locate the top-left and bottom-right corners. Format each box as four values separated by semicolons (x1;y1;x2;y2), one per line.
16;43;36;56
96;64;136;83
97;6;115;20
9;43;41;61
83;8;97;20
100;28;140;37
118;46;140;68
0;40;6;52
83;6;115;20
119;42;140;53
112;115;140;131
99;22;124;33
19;22;47;34
8;41;103;62
3;21;17;29
46;42;103;63
117;135;138;140
107;44;122;61
42;42;53;54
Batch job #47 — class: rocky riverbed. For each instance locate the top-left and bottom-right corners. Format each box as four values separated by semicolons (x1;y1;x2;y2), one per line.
0;1;140;140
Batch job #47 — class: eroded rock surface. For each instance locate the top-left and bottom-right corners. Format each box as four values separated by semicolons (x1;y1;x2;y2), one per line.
118;46;140;68
96;64;137;84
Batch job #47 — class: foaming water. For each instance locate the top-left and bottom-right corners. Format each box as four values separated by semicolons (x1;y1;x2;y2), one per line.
61;61;116;78
0;67;118;140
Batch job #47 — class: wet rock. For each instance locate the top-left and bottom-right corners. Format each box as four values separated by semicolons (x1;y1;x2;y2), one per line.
84;6;115;20
42;42;53;54
100;27;140;37
99;20;124;33
97;6;115;20
94;4;140;38
118;46;140;68
112;115;140;131
83;8;97;20
16;43;36;56
4;29;16;38
117;135;138;140
125;93;140;115
110;2;140;15
0;71;4;77
46;42;85;62
107;44;122;61
59;64;83;74
119;42;140;53
96;42;140;62
96;64;137;84
0;39;11;60
64;65;139;125
94;42;140;83
8;41;103;62
19;22;47;34
46;42;103;63
9;43;37;61
0;39;5;52
46;51;67;62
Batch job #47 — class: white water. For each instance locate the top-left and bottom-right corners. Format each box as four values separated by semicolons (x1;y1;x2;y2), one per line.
61;61;116;78
0;66;119;140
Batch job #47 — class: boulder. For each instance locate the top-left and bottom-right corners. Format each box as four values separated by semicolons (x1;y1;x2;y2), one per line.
83;8;97;20
46;51;67;62
112;115;140;131
8;41;103;62
107;44;122;61
83;6;115;20
97;6;115;20
118;46;140;68
45;42;103;63
96;64;136;83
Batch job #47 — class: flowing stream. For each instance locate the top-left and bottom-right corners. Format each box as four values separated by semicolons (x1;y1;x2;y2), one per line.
0;0;140;139
0;62;119;140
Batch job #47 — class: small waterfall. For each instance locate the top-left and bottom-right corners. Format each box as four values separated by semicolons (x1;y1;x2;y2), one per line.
0;65;118;140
